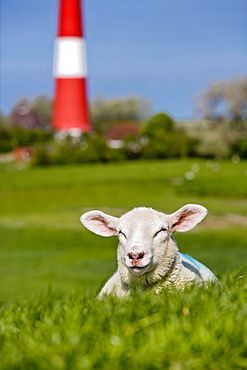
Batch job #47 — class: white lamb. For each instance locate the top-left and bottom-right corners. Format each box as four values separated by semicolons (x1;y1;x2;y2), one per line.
80;204;217;298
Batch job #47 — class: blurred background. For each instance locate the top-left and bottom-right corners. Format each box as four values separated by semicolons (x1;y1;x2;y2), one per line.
1;0;247;117
0;0;247;302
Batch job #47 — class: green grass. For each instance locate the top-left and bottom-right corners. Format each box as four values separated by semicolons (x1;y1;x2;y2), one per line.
0;226;117;301
1;159;247;218
1;226;247;302
0;159;247;368
1;279;247;370
0;158;246;301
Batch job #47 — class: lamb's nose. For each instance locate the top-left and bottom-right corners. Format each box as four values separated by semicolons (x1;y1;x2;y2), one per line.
128;252;145;262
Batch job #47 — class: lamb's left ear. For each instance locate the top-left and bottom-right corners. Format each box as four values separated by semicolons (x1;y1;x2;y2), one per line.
80;210;119;237
169;204;208;232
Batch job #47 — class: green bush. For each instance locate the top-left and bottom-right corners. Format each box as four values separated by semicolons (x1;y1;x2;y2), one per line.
140;113;198;160
141;132;198;159
0;127;52;154
232;135;247;158
142;112;175;139
31;130;200;166
12;128;52;147
31;135;126;166
74;136;108;163
0;129;13;153
121;134;142;160
31;145;55;166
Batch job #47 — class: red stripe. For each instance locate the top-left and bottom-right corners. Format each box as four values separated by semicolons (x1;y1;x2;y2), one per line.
57;0;84;37
53;78;91;132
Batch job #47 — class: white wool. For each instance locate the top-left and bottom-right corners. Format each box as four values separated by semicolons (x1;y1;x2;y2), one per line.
80;204;217;298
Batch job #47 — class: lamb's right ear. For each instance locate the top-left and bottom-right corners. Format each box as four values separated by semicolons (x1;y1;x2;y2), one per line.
80;211;119;237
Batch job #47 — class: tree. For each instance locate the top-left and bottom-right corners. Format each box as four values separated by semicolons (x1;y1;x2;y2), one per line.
140;112;197;159
9;97;52;130
90;96;152;134
142;112;175;139
0;111;11;129
31;95;53;124
196;75;247;130
0;113;13;152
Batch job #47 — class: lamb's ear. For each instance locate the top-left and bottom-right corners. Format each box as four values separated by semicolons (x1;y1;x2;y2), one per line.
169;204;208;232
80;210;119;237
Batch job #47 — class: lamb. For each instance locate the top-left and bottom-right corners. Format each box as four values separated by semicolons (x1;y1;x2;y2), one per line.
80;204;217;298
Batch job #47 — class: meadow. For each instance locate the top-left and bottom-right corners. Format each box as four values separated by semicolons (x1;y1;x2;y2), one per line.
0;159;247;369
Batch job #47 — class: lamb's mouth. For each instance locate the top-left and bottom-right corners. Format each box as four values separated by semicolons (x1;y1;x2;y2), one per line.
129;264;150;274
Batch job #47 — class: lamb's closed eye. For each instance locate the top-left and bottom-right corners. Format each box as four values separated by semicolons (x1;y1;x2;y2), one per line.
153;228;168;238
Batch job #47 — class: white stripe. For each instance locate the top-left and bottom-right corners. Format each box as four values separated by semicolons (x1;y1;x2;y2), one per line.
53;37;87;78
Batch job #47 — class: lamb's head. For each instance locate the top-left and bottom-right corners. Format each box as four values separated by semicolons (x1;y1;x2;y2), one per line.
80;204;207;277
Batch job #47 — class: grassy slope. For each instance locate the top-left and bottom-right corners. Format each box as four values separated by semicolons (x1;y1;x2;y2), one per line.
0;159;247;301
0;159;247;369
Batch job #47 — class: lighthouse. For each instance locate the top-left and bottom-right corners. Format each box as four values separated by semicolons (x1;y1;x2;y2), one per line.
52;0;92;135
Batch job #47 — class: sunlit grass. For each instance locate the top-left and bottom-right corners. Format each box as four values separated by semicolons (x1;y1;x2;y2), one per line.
1;159;247;218
1;276;246;369
0;159;246;368
0;159;246;302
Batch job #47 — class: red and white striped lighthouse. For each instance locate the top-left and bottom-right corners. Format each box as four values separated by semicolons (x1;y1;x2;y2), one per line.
52;0;92;134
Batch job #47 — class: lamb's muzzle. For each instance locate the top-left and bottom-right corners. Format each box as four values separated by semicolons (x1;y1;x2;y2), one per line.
80;204;217;297
126;251;151;275
128;252;145;263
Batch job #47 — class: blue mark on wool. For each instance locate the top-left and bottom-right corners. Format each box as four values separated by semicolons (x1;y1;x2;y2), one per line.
179;253;201;270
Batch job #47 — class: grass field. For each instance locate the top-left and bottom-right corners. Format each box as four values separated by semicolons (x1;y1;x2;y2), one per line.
0;159;247;369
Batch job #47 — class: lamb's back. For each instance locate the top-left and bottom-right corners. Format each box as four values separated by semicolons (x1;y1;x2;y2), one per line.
179;253;217;282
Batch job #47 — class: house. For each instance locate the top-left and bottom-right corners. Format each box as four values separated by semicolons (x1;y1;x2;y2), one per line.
105;122;140;148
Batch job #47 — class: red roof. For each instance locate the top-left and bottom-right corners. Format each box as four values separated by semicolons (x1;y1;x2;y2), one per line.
105;123;140;141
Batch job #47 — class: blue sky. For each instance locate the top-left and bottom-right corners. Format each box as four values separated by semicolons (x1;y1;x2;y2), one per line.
1;0;246;119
